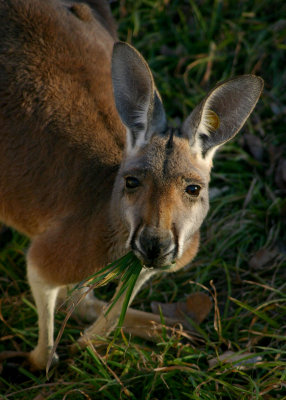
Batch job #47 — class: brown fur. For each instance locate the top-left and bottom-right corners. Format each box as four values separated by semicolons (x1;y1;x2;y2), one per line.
0;0;201;285
0;0;125;275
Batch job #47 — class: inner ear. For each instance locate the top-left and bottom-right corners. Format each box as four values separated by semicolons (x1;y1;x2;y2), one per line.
112;43;154;147
112;42;167;152
182;75;264;158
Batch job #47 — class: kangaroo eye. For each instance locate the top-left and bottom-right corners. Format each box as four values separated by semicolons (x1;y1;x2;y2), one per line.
186;185;201;196
125;177;140;189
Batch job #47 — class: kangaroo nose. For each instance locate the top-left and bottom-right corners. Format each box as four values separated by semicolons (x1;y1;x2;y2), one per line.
139;227;173;261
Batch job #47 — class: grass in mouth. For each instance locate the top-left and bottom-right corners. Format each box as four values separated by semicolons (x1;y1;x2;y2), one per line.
76;251;143;331
47;252;143;372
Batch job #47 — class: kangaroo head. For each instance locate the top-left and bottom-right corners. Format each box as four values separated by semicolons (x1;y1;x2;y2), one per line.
111;42;263;269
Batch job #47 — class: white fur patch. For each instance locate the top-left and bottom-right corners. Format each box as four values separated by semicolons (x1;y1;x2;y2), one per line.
177;199;209;258
195;96;221;161
27;262;61;368
125;206;139;249
126;129;149;156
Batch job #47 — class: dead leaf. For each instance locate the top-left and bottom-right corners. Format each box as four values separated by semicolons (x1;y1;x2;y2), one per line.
208;350;263;369
160;44;184;57
244;133;264;161
275;158;286;192
270;102;281;115
266;144;283;176
33;394;46;400
272;19;286;32
151;292;212;329
186;292;213;324
249;248;279;269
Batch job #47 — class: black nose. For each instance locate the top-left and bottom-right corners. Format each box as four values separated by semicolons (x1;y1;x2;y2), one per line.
139;227;173;261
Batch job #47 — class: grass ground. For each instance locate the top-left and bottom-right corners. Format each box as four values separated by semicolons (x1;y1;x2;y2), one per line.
0;0;286;398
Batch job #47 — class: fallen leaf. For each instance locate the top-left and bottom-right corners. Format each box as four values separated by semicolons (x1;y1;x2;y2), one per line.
270;102;281;115
208;350;263;369
244;133;264;161
249;248;279;269
275;158;286;192
185;293;213;324
266;144;283;177
151;292;212;329
33;394;46;400
272;19;286;32
160;44;184;57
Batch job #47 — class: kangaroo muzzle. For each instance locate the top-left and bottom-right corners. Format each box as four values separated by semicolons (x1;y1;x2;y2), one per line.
133;226;176;268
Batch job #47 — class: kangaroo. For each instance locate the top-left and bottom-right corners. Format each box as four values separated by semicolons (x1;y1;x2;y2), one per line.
0;0;263;370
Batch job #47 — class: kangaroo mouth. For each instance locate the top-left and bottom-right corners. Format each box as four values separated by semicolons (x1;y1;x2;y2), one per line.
131;243;177;270
129;223;178;269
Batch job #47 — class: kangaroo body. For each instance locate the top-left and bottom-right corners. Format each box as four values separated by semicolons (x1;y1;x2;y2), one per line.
0;0;263;370
0;0;126;282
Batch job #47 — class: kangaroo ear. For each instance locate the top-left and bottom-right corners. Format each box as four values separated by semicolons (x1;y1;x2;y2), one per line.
182;75;264;162
112;42;166;152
